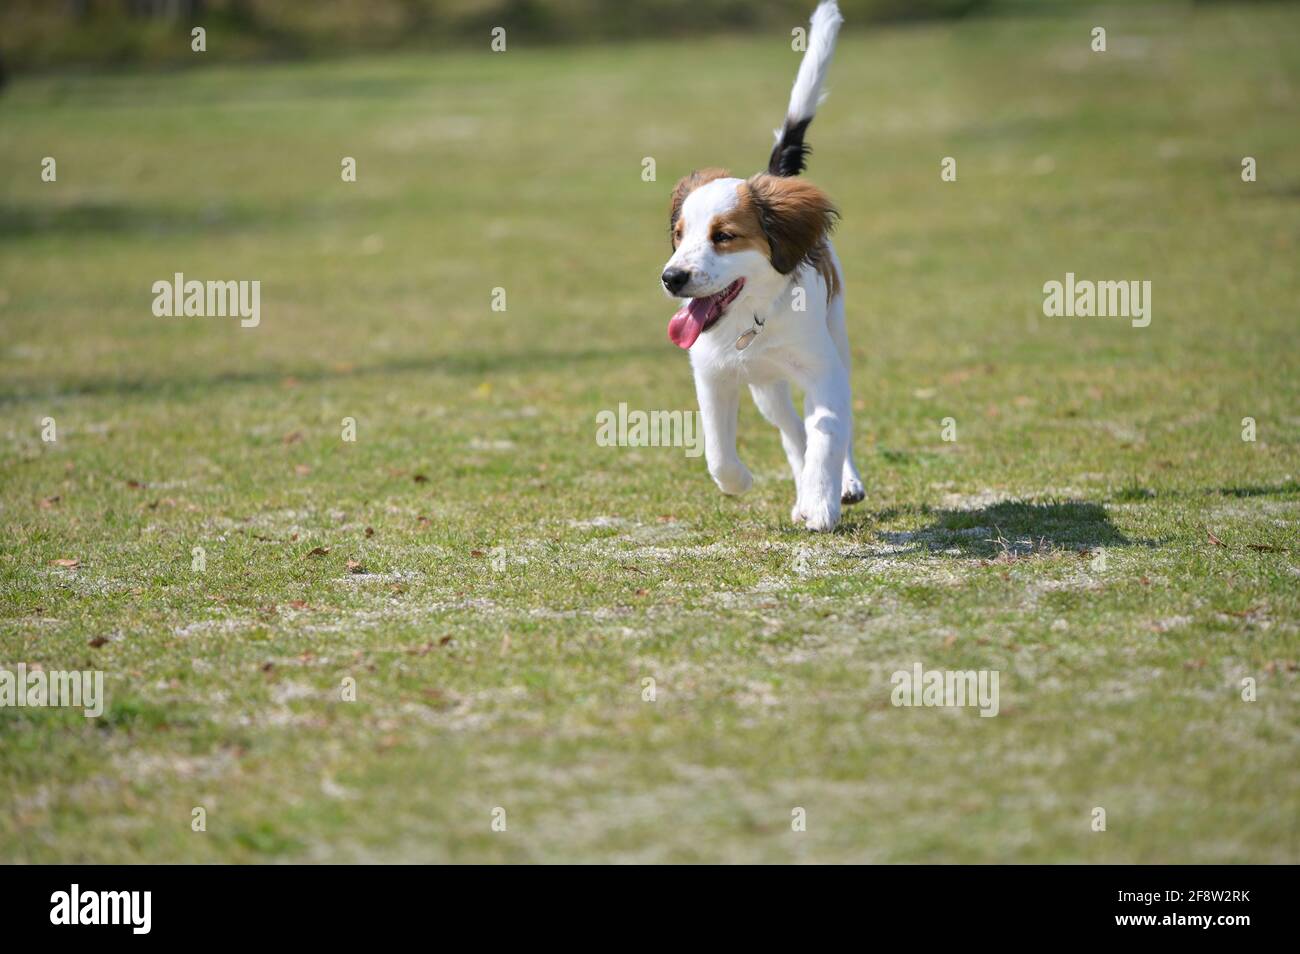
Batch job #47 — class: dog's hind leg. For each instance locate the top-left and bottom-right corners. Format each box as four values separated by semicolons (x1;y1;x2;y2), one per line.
695;366;752;495
826;292;865;505
749;380;806;521
796;360;850;532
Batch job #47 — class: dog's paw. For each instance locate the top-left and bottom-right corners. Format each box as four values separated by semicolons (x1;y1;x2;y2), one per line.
841;474;865;505
709;460;753;496
798;493;841;533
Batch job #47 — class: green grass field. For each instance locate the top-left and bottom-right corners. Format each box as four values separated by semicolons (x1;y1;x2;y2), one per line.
2;4;1298;863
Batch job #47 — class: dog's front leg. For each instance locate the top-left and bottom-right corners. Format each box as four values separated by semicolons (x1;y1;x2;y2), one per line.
694;365;751;495
749;380;806;520
795;365;850;532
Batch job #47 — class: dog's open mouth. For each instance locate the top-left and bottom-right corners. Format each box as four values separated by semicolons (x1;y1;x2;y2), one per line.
667;279;745;350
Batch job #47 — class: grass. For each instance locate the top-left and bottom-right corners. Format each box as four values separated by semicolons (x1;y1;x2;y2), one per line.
1;3;1298;863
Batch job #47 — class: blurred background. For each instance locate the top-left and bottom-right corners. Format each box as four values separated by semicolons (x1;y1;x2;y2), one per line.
4;0;1285;73
4;1;984;73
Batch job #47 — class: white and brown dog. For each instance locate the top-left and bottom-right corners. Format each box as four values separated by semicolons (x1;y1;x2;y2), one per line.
661;0;861;532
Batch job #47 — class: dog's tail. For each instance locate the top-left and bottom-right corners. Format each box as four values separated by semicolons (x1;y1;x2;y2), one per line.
768;0;843;178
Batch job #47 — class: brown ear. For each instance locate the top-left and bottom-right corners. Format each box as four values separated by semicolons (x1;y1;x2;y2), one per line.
669;167;729;245
745;173;839;274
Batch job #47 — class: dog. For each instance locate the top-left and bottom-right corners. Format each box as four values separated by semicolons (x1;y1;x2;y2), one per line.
661;0;861;532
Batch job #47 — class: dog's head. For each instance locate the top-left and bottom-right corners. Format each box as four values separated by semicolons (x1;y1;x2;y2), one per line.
662;169;837;349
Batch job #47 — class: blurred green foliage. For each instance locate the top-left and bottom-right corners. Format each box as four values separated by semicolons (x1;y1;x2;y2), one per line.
3;0;994;71
10;1;1282;73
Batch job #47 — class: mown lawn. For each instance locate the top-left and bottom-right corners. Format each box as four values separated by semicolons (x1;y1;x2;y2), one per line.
1;3;1298;862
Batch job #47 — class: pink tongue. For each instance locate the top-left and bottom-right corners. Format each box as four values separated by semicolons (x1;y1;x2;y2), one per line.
667;296;717;350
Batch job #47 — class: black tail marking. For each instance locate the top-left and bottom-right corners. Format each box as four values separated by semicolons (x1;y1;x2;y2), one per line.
767;117;813;177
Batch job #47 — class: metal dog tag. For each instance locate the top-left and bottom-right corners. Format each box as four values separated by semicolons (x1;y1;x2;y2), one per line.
735;329;758;351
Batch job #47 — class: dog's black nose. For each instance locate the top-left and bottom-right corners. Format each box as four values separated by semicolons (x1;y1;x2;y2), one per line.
661;268;691;295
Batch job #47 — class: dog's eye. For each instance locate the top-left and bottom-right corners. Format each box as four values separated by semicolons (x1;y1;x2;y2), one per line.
712;232;734;243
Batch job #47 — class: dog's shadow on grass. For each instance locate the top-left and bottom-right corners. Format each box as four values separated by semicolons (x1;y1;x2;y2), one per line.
841;499;1152;560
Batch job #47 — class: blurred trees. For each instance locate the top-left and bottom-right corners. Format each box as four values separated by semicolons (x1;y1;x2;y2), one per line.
1;0;990;71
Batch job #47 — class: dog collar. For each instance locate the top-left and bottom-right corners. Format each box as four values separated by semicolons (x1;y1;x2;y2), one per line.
735;312;766;351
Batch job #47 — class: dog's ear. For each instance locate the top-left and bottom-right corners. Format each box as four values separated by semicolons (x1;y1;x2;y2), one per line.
745;173;838;274
669;167;729;245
